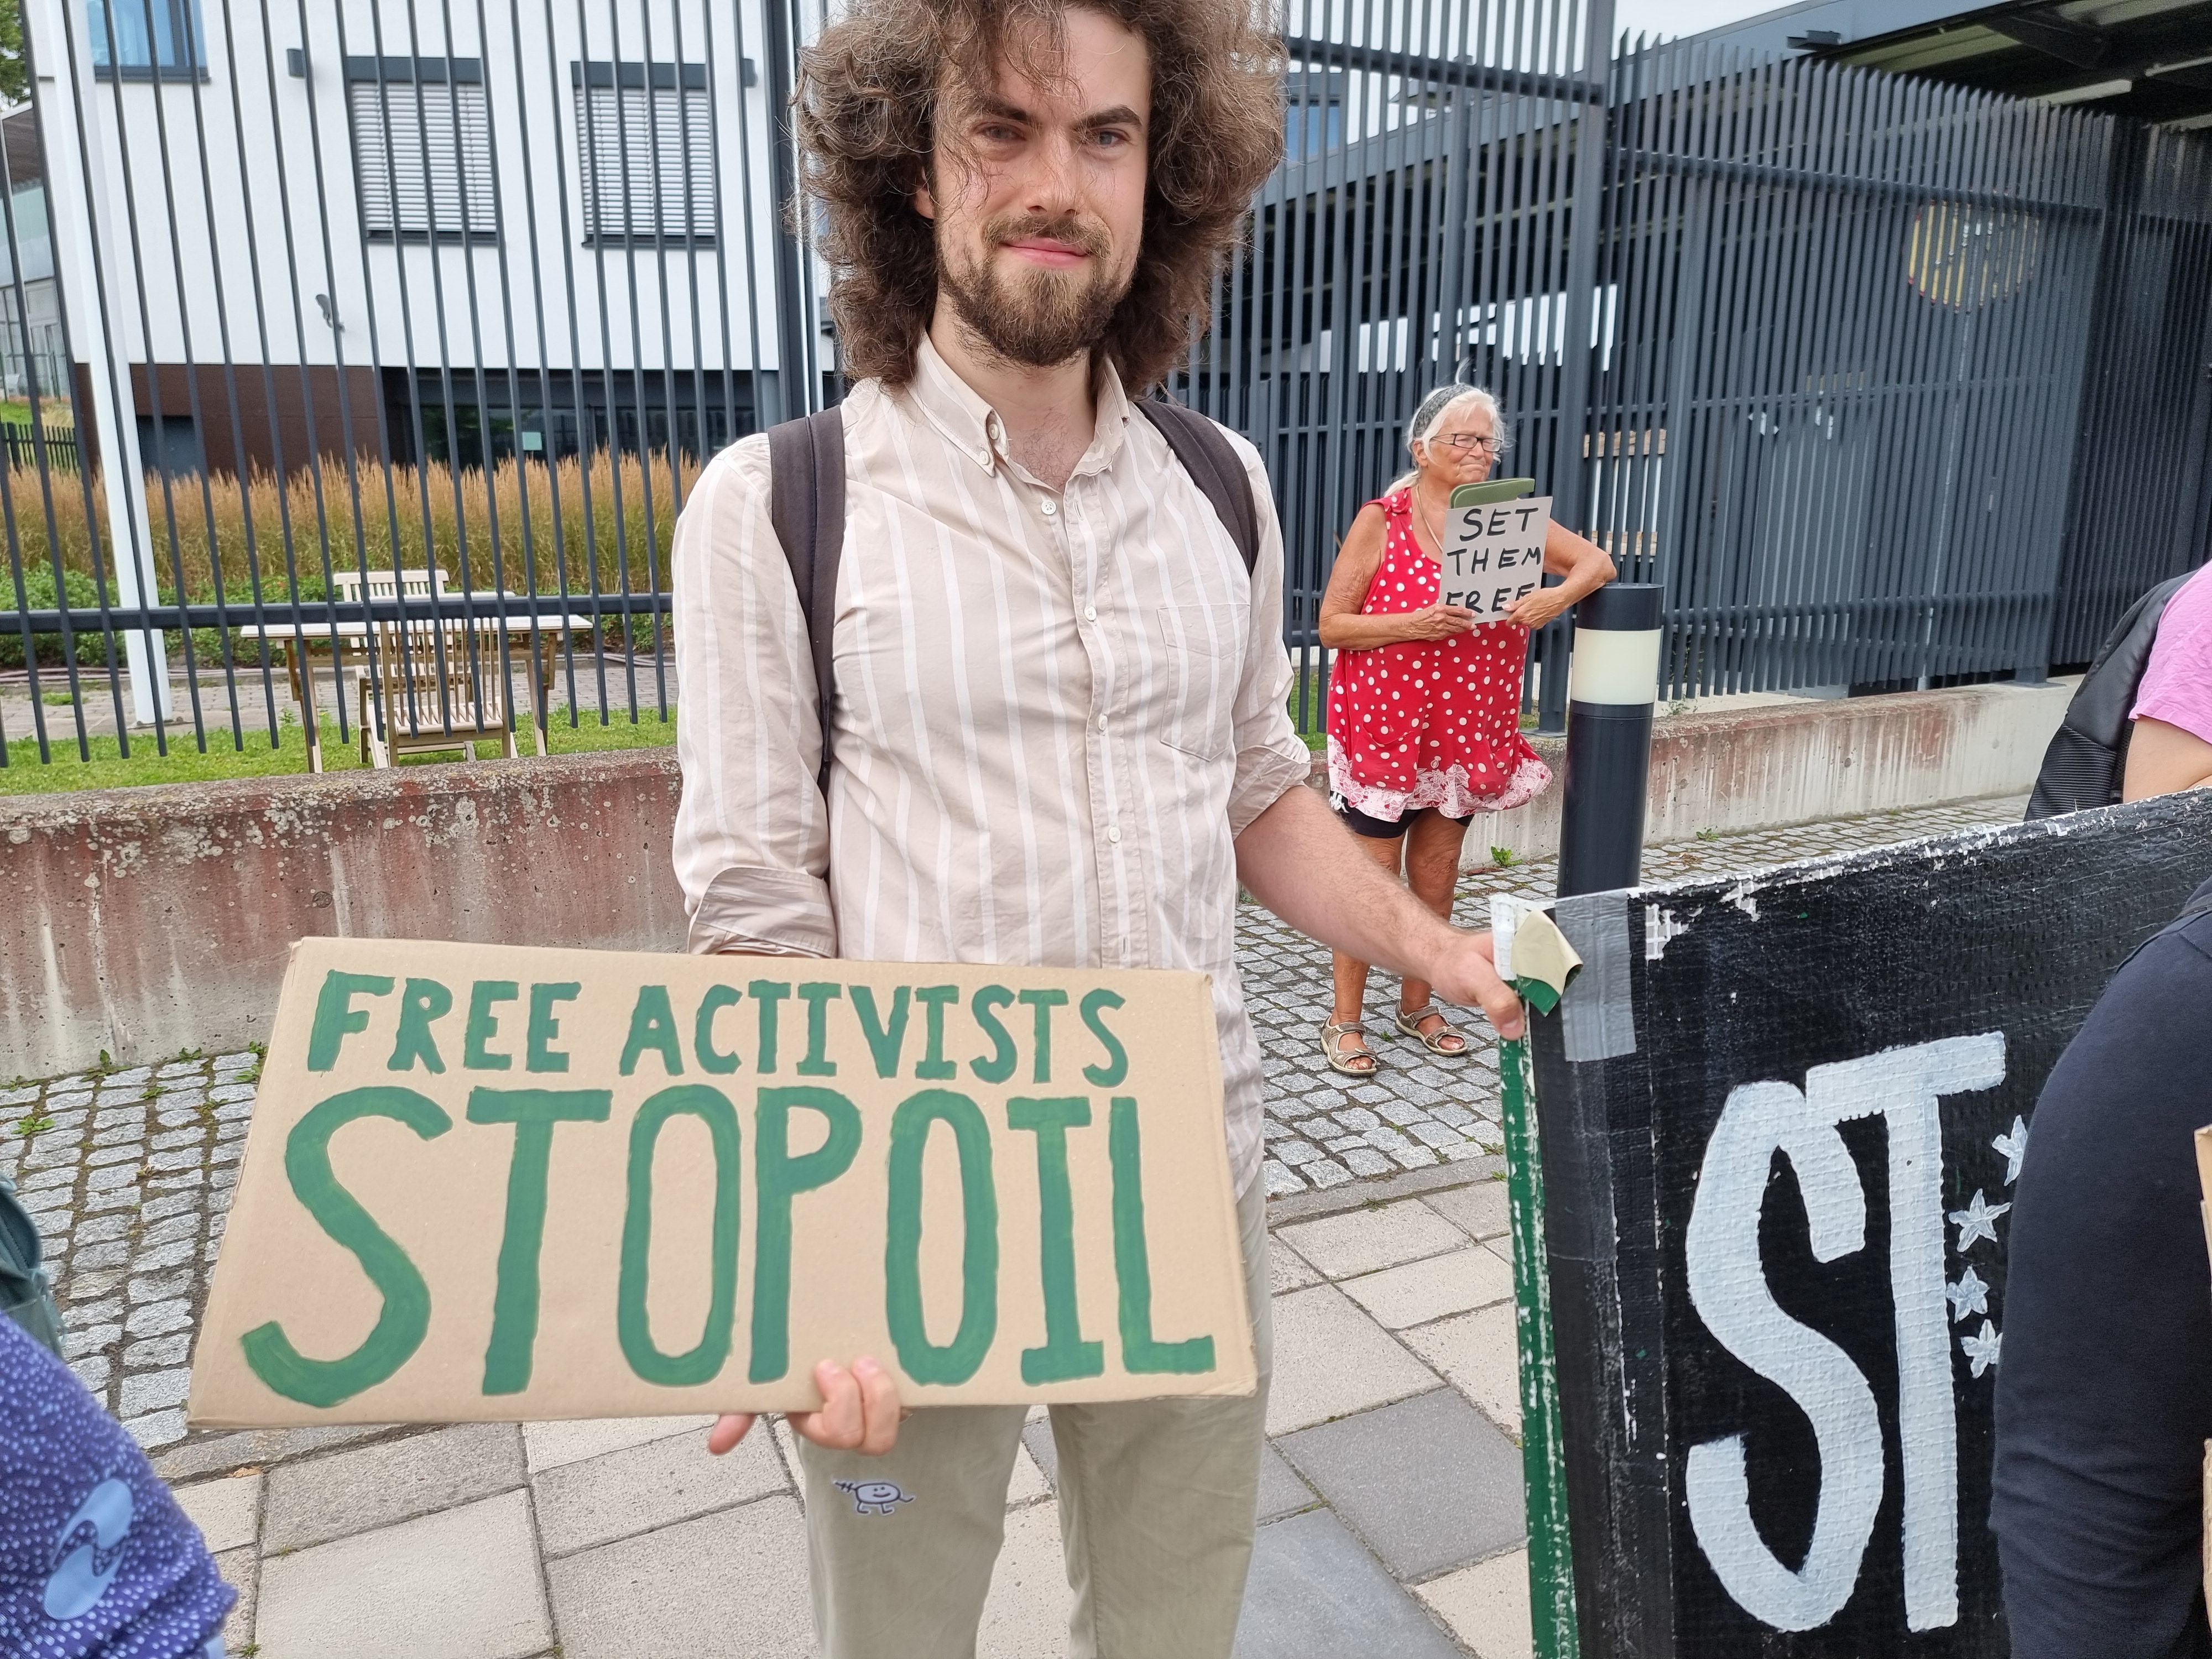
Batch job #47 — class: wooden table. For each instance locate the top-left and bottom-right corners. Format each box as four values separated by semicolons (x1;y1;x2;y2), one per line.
232;606;598;771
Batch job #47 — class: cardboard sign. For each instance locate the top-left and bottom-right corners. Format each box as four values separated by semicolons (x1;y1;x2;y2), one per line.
1529;790;2212;1656
1445;494;1552;620
190;938;1254;1428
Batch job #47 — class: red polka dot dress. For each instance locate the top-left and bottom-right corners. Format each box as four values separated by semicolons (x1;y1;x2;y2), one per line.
1326;487;1552;823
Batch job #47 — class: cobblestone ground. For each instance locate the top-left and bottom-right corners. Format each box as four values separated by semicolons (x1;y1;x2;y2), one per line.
3;794;2027;1455
0;1051;259;1449
1243;794;2031;1199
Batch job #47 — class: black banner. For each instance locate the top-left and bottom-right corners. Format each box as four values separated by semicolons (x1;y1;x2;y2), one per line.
1530;790;2212;1656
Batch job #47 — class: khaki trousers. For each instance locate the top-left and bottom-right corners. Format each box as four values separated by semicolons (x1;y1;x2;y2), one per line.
796;1175;1273;1659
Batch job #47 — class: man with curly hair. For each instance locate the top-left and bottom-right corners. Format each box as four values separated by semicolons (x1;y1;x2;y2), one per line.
669;1;1526;1651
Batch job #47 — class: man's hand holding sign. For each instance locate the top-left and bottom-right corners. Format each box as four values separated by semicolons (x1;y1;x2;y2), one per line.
190;940;1257;1437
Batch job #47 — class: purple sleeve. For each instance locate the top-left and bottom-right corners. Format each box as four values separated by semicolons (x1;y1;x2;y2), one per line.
2132;565;2212;746
0;1316;234;1658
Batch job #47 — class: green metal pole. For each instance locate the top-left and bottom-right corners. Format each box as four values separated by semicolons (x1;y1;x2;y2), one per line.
1501;1026;1580;1658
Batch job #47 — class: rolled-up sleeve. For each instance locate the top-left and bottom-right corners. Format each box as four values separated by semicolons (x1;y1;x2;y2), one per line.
670;436;836;958
1222;431;1315;838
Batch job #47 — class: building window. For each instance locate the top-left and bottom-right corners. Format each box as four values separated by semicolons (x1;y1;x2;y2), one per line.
572;61;716;246
348;56;498;244
88;0;207;80
1285;70;1344;158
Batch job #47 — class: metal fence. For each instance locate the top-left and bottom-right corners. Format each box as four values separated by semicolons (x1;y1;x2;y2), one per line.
2;0;827;768
1177;0;1616;728
1170;12;2212;719
4;0;2209;773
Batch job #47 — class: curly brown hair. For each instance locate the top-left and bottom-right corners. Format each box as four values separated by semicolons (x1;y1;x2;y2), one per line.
795;0;1285;393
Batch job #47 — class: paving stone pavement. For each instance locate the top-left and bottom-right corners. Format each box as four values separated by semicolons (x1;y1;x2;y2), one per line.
0;1049;259;1450
143;1182;1531;1659
1241;793;2031;1200
0;792;2027;1655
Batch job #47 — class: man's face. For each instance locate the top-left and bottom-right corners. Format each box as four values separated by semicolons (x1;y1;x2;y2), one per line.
917;7;1151;371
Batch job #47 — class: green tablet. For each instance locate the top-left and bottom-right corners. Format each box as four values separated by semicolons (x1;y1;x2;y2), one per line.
1450;478;1537;507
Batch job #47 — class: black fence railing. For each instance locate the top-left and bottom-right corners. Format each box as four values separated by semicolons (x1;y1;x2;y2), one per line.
0;423;77;471
4;0;2209;777
1167;28;2212;718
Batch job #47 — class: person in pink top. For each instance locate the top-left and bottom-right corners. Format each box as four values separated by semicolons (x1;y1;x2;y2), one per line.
1313;385;1615;1074
2126;561;2212;801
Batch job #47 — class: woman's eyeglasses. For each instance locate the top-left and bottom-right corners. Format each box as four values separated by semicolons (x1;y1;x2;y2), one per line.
1430;432;1501;455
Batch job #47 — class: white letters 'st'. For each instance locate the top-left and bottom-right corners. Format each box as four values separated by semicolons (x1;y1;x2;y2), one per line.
1683;1034;2006;1632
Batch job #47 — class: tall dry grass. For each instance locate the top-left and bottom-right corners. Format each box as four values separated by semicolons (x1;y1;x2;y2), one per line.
6;448;704;605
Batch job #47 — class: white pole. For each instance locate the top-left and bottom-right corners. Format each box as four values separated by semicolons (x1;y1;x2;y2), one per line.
30;0;171;726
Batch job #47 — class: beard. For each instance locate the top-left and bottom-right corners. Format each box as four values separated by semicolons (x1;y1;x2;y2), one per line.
936;211;1130;369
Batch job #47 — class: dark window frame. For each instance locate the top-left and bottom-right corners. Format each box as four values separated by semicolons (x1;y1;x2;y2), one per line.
88;0;209;81
347;55;500;247
571;59;719;250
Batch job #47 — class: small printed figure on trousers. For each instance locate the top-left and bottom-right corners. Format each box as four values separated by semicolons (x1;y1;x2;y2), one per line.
834;1480;914;1516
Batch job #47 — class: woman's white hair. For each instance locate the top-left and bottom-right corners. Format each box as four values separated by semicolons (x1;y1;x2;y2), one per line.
1389;384;1509;494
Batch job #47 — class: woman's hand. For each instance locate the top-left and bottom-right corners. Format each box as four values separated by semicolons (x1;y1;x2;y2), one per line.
1398;602;1480;641
1527;523;1616;627
1504;587;1576;631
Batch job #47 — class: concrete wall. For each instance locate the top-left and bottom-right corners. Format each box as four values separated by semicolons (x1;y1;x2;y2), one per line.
3;680;2070;1080
4;751;690;1082
1463;680;2068;865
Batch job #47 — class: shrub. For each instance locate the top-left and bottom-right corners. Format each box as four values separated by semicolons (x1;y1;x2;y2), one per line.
4;448;695;671
0;564;108;669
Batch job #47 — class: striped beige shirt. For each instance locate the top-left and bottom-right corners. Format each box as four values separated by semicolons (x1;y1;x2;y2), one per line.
669;337;1311;1187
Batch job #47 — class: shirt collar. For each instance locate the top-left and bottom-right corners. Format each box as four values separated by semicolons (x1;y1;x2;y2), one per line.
908;333;1004;472
904;333;1134;481
1079;359;1133;479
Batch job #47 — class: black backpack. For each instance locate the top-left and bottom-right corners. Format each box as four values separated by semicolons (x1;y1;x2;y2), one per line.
765;398;1261;794
2024;573;2194;821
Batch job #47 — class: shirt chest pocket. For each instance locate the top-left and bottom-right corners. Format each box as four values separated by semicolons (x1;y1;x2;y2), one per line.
1151;601;1244;762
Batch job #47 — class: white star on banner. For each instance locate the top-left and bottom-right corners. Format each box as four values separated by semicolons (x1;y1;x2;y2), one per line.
1992;1117;2030;1186
1960;1318;2002;1378
1946;1267;1990;1323
1949;1190;2011;1252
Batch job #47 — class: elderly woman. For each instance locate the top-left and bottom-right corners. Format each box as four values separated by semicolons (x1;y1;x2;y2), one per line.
1317;384;1615;1074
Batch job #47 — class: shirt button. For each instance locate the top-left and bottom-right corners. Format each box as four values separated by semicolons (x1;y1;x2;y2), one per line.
1083;605;1098;622
1108;826;1123;844
1097;713;1109;732
1041;499;1058;516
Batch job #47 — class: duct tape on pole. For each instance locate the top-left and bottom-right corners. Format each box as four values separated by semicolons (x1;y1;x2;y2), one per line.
1556;584;1662;900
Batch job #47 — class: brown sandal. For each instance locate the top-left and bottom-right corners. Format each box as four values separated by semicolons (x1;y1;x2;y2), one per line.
1321;1019;1380;1076
1394;1002;1470;1057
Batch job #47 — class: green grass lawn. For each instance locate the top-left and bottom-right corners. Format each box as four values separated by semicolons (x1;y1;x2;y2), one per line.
0;398;73;429
1288;667;1327;750
1;707;677;794
8;672;1333;791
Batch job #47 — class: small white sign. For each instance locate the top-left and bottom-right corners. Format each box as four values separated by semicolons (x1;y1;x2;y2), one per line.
1444;495;1553;620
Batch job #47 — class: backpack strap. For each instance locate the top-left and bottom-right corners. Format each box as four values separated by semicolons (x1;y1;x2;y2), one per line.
1135;398;1260;576
765;398;1254;799
765;408;847;797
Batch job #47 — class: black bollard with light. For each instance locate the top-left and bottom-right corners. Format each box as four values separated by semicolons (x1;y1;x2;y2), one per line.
1554;583;1664;899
